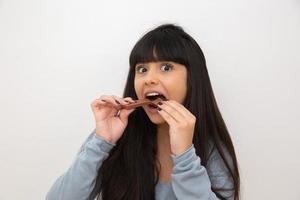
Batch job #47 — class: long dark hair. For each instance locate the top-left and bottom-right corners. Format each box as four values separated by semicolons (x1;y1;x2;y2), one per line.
90;23;240;200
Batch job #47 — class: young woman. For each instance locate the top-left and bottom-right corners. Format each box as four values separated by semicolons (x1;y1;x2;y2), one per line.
46;24;240;200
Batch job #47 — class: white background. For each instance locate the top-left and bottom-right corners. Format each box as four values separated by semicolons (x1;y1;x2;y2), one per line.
0;0;299;199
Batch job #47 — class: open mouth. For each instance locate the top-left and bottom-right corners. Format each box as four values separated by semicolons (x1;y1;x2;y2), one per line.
145;94;167;109
145;94;167;101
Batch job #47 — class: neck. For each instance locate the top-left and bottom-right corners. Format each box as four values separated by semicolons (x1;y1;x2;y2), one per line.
157;123;171;153
156;122;173;183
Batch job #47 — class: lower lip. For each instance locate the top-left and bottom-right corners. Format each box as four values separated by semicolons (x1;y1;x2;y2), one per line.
147;105;159;113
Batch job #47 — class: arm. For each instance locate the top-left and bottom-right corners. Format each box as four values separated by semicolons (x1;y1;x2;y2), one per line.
171;144;234;200
46;129;115;200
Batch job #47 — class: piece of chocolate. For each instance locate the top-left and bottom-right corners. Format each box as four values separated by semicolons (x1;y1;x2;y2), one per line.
120;97;164;110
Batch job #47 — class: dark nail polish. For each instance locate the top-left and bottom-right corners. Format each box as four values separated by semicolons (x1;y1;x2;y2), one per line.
160;96;167;101
157;107;161;111
115;100;120;104
158;102;163;105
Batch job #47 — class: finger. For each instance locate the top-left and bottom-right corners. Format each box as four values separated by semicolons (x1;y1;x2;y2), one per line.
112;96;136;117
123;97;136;103
91;98;105;107
163;100;193;119
119;107;136;122
113;95;131;105
157;101;184;123
91;98;112;110
100;95;121;108
157;106;177;125
91;99;114;119
98;96;123;118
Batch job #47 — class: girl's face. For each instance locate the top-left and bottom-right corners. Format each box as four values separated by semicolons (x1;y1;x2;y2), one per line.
134;61;187;124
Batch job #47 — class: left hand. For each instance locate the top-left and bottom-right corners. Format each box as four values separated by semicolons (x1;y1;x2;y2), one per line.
157;100;196;156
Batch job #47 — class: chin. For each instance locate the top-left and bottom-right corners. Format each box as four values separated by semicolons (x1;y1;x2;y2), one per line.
143;107;166;124
148;116;166;124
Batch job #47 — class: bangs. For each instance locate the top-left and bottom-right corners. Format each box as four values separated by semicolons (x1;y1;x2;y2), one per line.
129;30;189;68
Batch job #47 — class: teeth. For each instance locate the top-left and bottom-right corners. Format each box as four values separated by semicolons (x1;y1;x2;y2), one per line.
146;92;160;97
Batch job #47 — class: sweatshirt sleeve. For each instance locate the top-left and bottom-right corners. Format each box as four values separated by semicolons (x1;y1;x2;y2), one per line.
46;129;115;200
170;143;234;200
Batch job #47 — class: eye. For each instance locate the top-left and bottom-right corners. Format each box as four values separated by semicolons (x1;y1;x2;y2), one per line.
136;66;147;74
161;63;173;72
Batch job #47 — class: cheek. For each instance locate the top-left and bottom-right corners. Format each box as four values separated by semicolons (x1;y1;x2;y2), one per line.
134;79;142;96
175;82;187;100
168;74;187;102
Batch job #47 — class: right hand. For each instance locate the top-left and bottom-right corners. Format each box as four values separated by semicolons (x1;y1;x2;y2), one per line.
90;95;136;144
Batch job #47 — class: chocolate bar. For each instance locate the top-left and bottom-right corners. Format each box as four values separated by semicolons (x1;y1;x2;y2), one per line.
119;97;165;110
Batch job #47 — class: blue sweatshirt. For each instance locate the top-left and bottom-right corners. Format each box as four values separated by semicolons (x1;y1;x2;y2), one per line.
46;129;234;200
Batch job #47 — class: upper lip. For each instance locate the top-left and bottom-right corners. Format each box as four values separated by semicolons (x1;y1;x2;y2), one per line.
143;89;167;99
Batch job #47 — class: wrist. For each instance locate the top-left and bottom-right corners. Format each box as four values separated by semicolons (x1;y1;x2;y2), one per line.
171;143;193;156
95;132;115;144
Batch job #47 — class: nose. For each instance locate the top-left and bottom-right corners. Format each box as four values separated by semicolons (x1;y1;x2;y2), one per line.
144;74;159;86
145;79;158;86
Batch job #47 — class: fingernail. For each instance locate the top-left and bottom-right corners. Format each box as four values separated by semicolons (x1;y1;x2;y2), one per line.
161;96;167;101
115;100;120;104
157;107;161;111
124;100;131;103
158;102;163;105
